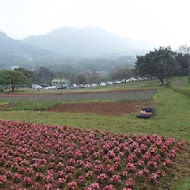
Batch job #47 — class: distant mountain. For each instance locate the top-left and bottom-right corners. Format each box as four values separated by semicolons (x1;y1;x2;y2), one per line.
0;31;56;69
22;26;155;58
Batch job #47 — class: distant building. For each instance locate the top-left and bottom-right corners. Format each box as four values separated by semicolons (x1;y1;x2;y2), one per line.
51;78;70;87
11;66;19;70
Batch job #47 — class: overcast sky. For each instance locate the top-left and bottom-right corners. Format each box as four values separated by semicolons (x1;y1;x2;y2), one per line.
0;0;190;49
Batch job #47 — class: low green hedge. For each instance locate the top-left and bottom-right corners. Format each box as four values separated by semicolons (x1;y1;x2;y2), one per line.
169;83;190;96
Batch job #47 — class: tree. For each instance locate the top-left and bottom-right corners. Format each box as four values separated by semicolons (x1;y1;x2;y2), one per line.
32;67;55;84
175;53;188;76
0;70;28;91
135;47;177;84
178;45;190;82
15;68;34;83
108;65;133;83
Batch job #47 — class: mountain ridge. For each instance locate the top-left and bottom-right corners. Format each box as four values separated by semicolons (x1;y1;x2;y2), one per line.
22;26;155;58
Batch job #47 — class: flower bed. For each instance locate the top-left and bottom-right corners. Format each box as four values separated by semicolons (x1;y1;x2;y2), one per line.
0;120;183;190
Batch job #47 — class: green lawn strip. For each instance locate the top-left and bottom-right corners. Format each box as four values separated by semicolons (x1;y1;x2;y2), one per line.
3;101;60;111
3;98;150;111
0;102;8;106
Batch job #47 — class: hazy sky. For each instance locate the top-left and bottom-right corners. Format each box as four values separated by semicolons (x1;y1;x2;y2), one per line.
0;0;190;49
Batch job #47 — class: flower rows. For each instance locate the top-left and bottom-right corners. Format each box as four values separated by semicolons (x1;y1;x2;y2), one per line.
0;120;183;189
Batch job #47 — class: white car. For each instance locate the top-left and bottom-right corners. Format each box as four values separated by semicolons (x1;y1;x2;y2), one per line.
106;81;113;85
45;86;56;90
91;83;98;87
70;84;77;89
121;79;126;83
114;81;121;84
100;82;106;86
85;84;91;88
32;84;42;89
129;77;138;82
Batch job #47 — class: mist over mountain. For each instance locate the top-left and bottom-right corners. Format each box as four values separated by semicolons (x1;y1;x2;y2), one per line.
22;26;155;58
0;31;56;69
0;27;156;70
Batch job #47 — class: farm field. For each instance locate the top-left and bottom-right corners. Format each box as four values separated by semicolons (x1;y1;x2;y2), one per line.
0;79;190;189
0;89;156;103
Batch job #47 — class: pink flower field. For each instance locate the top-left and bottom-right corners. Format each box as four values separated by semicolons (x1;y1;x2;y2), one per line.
0;120;184;190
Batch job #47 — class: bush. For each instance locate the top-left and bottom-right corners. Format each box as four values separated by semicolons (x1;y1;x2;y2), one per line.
169;83;190;96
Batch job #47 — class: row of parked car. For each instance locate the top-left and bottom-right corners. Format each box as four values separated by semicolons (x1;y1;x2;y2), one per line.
77;77;150;88
29;77;150;90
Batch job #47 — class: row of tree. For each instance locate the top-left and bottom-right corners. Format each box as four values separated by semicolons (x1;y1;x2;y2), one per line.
1;45;189;91
135;45;190;84
0;65;134;91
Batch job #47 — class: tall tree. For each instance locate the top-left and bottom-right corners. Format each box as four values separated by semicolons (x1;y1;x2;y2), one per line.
0;70;28;91
135;47;177;84
15;68;34;83
178;45;190;82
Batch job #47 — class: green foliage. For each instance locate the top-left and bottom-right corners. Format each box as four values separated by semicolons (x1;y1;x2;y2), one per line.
169;82;190;96
0;70;28;91
0;102;8;106
15;68;34;83
32;67;55;84
109;65;134;80
135;47;177;84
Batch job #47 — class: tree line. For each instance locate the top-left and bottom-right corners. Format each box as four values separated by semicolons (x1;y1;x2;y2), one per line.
1;45;189;91
135;45;190;84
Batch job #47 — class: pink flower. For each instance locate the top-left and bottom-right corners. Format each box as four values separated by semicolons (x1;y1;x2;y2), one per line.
77;176;84;185
150;173;158;181
125;178;135;187
97;173;108;182
68;181;77;190
103;184;115;190
24;176;32;186
0;120;182;190
126;163;136;172
85;182;100;190
0;175;7;185
58;178;66;187
13;173;21;183
43;183;53;190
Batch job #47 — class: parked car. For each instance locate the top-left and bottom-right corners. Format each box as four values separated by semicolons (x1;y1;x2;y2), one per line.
121;79;126;83
57;85;66;89
79;84;85;88
85;84;91;88
91;83;98;87
130;77;138;82
45;86;56;90
106;81;113;85
32;84;42;89
70;84;77;89
114;81;121;84
40;84;49;87
100;82;106;86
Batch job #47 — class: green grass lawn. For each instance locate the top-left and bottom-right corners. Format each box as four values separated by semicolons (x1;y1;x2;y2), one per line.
0;82;190;189
0;102;8;106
